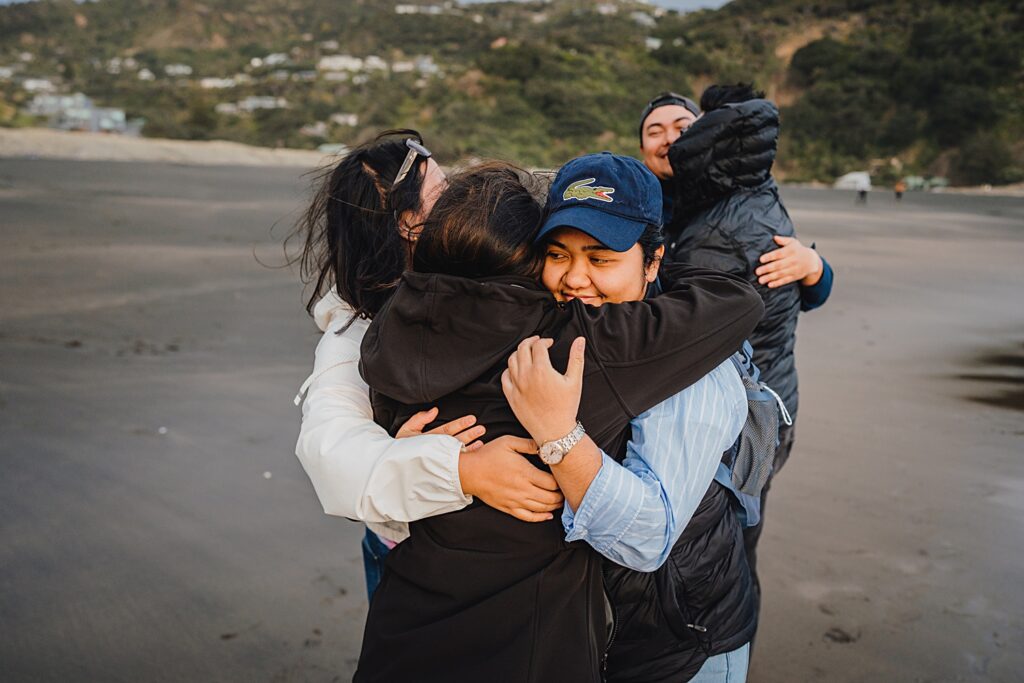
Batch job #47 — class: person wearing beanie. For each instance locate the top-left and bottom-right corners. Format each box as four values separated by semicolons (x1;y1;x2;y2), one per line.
651;83;834;645
639;89;834;311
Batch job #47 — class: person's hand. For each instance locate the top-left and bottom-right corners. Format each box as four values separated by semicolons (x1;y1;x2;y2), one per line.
458;436;563;522
396;407;486;452
501;336;585;446
755;236;823;288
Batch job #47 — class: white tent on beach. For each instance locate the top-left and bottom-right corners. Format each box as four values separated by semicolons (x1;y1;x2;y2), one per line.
834;171;872;191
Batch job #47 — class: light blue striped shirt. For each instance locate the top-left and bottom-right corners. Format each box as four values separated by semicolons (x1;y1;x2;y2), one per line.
562;359;747;572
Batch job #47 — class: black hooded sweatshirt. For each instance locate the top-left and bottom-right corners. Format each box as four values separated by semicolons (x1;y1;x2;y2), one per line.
355;263;763;683
666;98;802;417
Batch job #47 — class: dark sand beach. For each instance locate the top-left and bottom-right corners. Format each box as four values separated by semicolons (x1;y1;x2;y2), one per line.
1;159;1022;682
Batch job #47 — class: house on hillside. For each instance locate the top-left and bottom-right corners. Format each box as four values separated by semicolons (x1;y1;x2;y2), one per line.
200;78;236;89
56;106;138;134
317;55;364;72
26;92;140;135
28;93;91;117
237;96;288;112
164;64;193;77
22;78;56;93
330;113;358;127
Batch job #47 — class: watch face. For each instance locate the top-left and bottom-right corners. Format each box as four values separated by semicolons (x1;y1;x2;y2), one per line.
540;443;563;465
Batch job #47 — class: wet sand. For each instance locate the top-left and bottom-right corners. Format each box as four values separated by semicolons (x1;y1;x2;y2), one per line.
1;160;1022;682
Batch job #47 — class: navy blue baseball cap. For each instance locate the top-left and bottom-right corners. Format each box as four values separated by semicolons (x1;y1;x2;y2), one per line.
537;152;663;252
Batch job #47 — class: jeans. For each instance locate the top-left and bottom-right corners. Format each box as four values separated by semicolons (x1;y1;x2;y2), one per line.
361;528;391;600
690;643;750;683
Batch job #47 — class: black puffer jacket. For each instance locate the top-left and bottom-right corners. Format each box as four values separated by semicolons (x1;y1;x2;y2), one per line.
666;98;801;416
603;470;756;682
355;264;763;683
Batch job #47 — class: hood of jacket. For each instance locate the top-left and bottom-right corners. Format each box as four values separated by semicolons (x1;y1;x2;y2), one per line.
668;98;779;213
312;289;355;332
359;272;555;405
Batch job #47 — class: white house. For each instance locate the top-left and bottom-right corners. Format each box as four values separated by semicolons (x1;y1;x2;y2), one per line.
238;96;288;111
330;113;358;126
415;56;440;75
200;77;236;89
317;55;363;71
27;92;92;116
263;53;290;66
23;78;56;92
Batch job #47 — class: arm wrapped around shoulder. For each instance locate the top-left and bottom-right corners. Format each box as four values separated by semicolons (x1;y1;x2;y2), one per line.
571;263;763;446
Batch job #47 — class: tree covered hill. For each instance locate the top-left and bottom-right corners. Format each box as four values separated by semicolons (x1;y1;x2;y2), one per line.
1;0;1021;184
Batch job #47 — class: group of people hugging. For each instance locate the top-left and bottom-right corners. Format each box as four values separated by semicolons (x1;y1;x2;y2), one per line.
292;83;835;683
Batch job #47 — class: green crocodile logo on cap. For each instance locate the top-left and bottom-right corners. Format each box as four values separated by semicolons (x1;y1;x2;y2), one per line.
563;178;615;203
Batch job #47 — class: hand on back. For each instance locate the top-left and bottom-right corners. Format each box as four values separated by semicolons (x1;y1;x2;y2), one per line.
396;406;486;451
755;235;823;288
501;335;586;446
396;406;563;523
459;436;563;522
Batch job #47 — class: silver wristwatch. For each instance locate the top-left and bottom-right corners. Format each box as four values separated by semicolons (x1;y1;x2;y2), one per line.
538;422;586;465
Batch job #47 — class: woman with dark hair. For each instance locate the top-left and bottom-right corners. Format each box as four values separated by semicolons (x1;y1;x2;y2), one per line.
293;131;565;598
355;154;764;681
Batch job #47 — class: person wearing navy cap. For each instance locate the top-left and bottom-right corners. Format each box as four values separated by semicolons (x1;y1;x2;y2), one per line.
353;156;763;682
504;152;759;682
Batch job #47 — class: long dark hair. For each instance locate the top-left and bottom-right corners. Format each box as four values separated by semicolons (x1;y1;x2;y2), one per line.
413;162;544;280
292;129;430;319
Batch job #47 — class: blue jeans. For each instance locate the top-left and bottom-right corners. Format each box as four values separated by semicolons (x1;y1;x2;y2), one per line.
690;643;750;683
361;528;391;600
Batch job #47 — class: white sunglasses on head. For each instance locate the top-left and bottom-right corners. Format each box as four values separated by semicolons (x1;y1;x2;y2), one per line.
392;138;432;188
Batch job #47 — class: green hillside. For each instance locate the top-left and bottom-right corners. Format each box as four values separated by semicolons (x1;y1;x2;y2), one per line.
1;0;1021;184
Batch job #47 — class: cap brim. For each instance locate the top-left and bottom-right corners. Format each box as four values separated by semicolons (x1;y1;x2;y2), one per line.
536;205;647;252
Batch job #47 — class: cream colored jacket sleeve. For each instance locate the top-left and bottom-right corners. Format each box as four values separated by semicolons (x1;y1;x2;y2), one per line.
295;293;471;543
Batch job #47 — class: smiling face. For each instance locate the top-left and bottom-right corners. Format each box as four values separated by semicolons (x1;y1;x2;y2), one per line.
640;104;698;180
540;227;663;306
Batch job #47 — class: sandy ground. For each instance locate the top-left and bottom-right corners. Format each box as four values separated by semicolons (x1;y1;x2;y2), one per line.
1;159;1022;683
0;128;328;167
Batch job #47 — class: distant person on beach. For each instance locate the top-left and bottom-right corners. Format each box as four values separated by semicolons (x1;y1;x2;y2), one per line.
643;83;834;628
856;175;871;204
894;179;906;201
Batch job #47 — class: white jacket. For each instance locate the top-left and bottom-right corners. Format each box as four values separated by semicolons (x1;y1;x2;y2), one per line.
294;292;471;543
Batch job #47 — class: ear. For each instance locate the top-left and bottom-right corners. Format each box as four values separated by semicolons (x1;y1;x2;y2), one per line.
396;211;421;243
645;245;665;282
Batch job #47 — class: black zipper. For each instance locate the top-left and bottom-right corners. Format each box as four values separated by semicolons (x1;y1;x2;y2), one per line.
601;594;619;682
